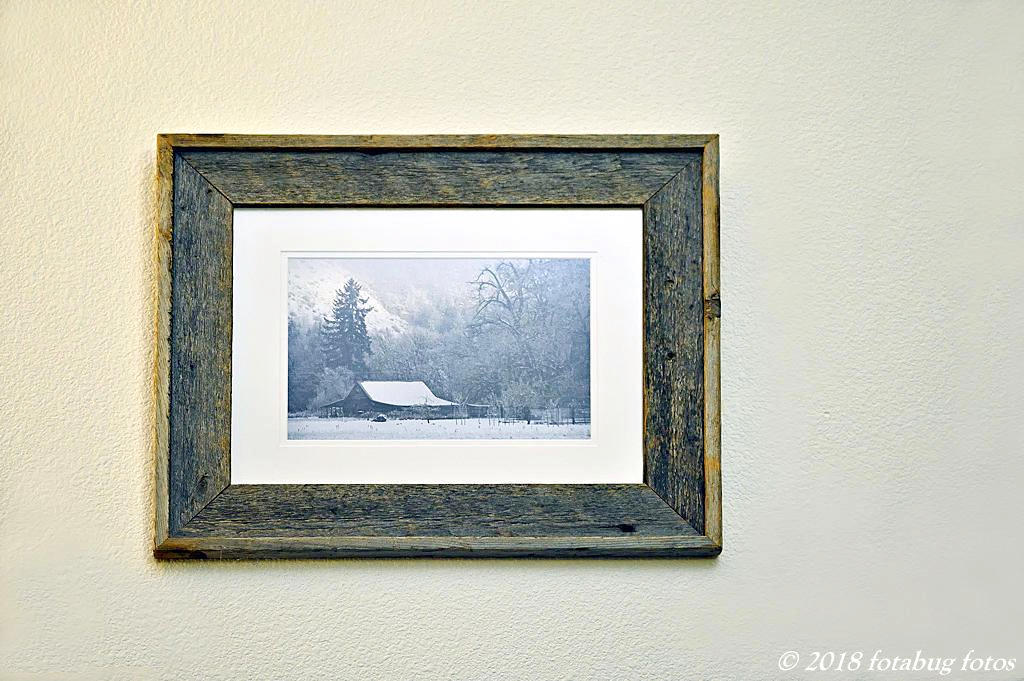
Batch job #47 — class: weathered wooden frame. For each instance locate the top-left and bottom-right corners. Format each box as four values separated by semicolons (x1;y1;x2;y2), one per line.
154;134;720;559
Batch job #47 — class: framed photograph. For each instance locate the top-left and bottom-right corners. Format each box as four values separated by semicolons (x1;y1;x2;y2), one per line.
154;134;721;558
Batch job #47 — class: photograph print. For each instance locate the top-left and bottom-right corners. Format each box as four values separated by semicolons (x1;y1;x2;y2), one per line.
287;256;591;440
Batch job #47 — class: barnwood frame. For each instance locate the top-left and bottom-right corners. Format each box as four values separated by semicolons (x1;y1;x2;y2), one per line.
154;134;721;558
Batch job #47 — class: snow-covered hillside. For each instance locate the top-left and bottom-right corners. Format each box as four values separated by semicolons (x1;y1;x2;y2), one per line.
288;257;496;335
288;258;407;334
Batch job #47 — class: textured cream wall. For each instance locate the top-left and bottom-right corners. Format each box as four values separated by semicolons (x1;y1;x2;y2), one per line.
2;2;1022;679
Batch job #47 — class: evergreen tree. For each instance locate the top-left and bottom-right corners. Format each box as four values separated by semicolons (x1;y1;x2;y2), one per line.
287;318;322;412
321;278;374;376
287;320;309;412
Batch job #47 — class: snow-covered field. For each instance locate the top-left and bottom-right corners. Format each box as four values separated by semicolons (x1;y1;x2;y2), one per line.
288;417;590;440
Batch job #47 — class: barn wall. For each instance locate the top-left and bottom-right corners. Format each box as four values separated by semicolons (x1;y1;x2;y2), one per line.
341;387;376;414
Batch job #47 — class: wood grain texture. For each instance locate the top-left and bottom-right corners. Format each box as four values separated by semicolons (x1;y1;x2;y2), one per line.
180;484;696;537
167;156;233;534
155;534;719;559
701;138;723;548
155;134;722;559
643;161;706;534
153;135;173;546
155;485;716;559
181;149;697;206
161;133;717;151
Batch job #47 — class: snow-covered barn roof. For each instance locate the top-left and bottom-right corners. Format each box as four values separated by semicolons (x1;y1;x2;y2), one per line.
357;381;455;407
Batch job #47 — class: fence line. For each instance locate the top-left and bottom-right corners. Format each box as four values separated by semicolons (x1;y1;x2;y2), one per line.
302;404;591;426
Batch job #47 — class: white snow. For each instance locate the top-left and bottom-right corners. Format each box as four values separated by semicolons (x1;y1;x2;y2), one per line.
288;258;408;334
287;417;590;441
357;381;455;407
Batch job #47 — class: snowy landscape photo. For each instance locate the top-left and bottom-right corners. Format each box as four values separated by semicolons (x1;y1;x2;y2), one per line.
287;256;592;440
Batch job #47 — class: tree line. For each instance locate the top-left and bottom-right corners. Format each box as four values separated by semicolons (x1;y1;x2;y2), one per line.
287;259;590;415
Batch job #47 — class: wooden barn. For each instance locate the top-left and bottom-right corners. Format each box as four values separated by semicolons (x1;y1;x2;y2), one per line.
318;381;490;418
